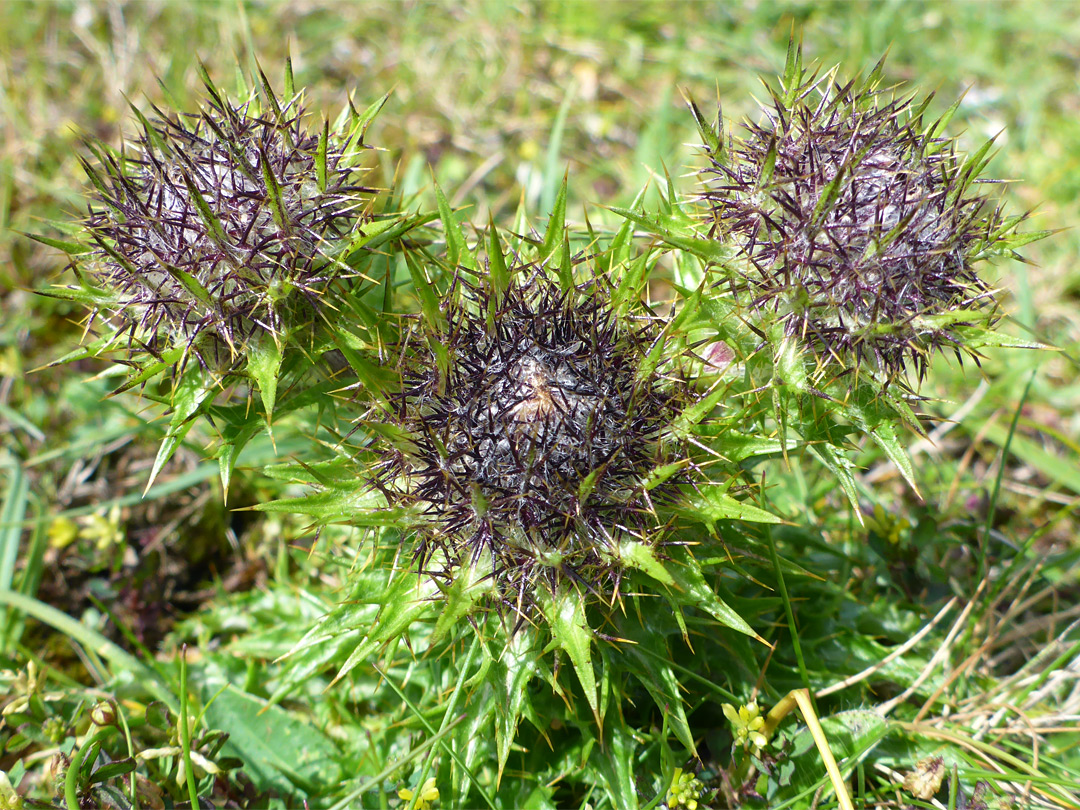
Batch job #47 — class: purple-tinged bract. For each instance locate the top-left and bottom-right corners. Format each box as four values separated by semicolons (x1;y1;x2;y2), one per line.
81;85;374;365
700;57;1012;383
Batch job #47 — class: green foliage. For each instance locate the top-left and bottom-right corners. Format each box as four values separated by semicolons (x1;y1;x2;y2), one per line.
2;6;1078;810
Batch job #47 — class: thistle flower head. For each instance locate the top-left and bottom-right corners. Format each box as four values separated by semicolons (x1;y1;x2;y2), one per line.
79;76;374;366
700;48;1016;383
376;262;686;617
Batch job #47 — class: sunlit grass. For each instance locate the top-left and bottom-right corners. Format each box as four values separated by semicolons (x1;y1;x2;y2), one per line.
1;3;1078;809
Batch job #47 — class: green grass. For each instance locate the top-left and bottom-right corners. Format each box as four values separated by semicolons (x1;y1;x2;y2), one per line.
2;2;1079;809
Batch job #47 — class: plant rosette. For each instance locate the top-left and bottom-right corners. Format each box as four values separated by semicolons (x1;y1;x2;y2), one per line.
259;205;779;791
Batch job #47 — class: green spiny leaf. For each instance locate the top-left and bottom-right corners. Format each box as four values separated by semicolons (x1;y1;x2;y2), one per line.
259;148;290;234
36;282;114;308
687;487;783;526
254;486;400;524
682;89;722;156
451;687;498;808
540;171;568;265
491;628;544;784
618;541;674;586
808;442;862;517
341;212;439;264
111;348;186;394
434;176;476;272
636;285;700;387
145;366;215;494
868;419;919;495
953;137;997;201
775;333;809;392
756;134;778;190
432;560;495;644
405;250;446;331
668;381;725;441
488;216;509;307
664;547;758;638
612;251;651;314
593;723;639;810
808;160;847;234
538;585;599;726
78;153;117;210
178;169;230;247
346;91;391;149
950;324;1050;351
126;99;170;156
160;261;215;310
329;329;399;398
609;185;649;287
606;206;735;266
620;620;696;756
217;421;259;499
246;331;284;420
255;61;287;132
330;571;441;686
317;118;329;193
925;92;964;145
22;231;92;256
720;432;799;463
781;34;804;105
197;61;228;112
283;49;295;99
642;460;687;493
556;232;573;293
864;48;889;92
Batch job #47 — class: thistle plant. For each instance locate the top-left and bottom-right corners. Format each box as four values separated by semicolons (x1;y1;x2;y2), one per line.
257;202;773;802
69;68;382;377
40;67;413;491
374;258;686;619
694;44;1035;387
606;43;1050;506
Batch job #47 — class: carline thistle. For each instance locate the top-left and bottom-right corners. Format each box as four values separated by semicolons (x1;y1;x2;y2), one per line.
77;76;375;369
373;262;692;619
697;48;1027;385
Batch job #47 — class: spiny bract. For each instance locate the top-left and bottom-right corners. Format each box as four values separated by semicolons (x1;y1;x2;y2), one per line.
700;50;1012;383
376;264;687;617
79;79;374;366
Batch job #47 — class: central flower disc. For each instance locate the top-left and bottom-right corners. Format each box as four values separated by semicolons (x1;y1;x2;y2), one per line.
463;341;610;507
505;355;566;424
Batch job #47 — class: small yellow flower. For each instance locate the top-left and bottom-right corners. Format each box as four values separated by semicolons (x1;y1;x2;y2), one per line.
47;516;78;549
870;504;910;545
398;777;439;810
666;767;704;809
79;504;125;551
722;701;768;750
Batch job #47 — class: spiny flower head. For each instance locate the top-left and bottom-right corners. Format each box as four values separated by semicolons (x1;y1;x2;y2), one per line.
699;47;1020;384
79;74;375;367
375;262;688;617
